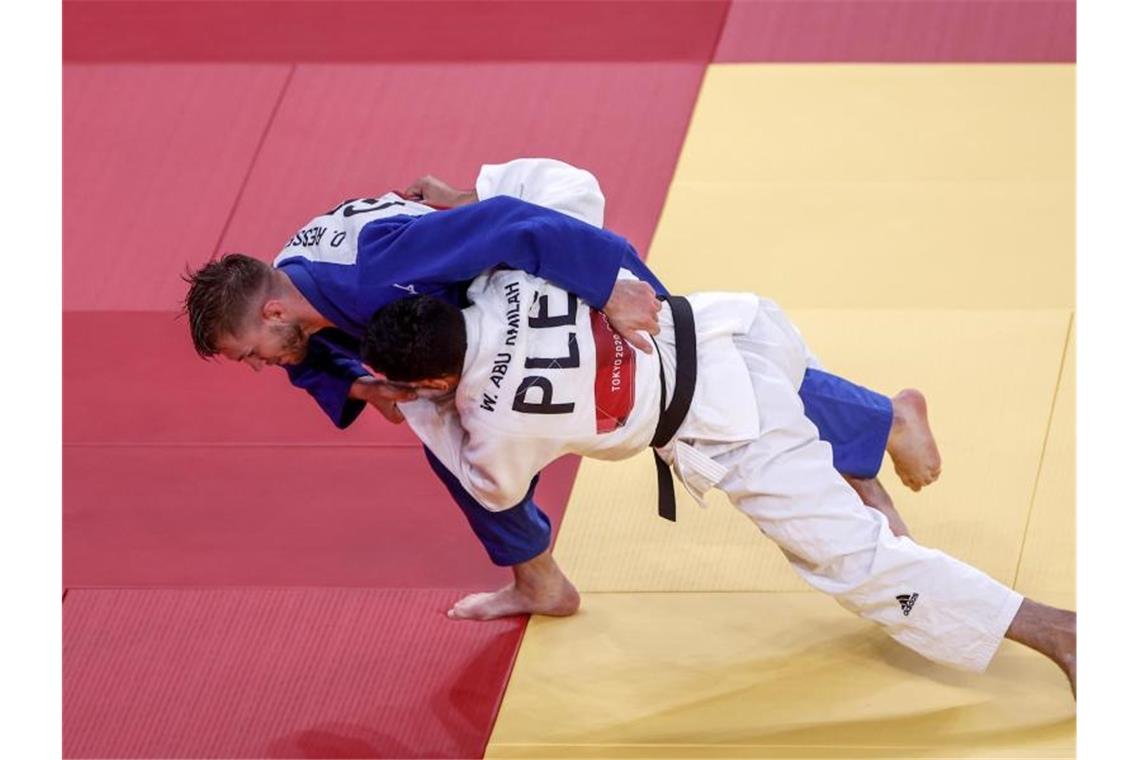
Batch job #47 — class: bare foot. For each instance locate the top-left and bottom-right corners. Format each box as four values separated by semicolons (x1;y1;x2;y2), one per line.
845;476;911;538
447;579;580;621
887;389;942;491
447;548;581;621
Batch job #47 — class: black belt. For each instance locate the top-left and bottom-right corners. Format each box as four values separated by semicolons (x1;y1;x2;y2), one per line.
650;296;697;521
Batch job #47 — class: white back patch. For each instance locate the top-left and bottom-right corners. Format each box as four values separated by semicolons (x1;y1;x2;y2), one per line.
273;192;435;267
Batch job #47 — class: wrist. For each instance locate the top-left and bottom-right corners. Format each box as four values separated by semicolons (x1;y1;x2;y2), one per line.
348;375;376;400
601;280;620;312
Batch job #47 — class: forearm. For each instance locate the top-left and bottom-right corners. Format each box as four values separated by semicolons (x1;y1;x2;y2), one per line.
452;188;478;206
493;199;627;308
348;376;378;401
401;196;627;309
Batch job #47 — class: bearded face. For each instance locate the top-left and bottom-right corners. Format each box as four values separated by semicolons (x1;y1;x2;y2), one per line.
217;318;310;370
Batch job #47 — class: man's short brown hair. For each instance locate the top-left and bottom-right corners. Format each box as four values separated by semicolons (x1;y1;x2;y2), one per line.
181;253;274;357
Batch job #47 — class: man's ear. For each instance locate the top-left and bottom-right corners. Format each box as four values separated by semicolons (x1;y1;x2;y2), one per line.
261;298;287;322
420;375;458;391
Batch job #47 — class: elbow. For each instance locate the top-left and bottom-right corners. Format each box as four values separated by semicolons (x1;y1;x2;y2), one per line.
473;483;527;513
468;469;527;512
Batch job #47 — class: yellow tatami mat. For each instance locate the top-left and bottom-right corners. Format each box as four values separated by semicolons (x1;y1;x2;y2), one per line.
555;309;1070;591
487;594;1075;758
648;65;1073;310
1014;323;1075;608
494;62;1075;757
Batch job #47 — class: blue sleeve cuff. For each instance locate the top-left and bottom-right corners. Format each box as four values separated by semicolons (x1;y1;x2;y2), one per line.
284;330;372;429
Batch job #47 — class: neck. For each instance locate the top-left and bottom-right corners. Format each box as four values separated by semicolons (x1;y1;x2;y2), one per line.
274;269;334;335
456;325;467;378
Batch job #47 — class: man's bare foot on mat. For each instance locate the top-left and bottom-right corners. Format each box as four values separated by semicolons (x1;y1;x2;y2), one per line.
448;548;581;621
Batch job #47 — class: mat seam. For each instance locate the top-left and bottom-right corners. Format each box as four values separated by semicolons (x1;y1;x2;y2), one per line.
1011;309;1073;590
544;47;716;579
210;63;297;258
481;616;533;757
707;0;734;65
640;68;715;261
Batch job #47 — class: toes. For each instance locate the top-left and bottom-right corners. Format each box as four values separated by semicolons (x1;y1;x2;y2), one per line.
448;593;491;620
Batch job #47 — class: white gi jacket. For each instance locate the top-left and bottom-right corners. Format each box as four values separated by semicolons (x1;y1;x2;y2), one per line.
400;270;762;512
474;158;605;228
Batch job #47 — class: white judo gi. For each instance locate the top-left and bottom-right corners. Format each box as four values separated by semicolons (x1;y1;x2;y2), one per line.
401;270;1024;673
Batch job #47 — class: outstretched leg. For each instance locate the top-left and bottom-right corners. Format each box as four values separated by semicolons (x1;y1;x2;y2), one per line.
447;548;581;621
709;333;1071;691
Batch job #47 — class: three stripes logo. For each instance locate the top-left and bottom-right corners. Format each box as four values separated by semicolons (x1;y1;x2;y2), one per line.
896;593;919;617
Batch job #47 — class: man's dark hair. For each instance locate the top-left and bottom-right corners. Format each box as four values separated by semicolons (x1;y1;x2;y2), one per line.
181;253;274;357
364;296;467;382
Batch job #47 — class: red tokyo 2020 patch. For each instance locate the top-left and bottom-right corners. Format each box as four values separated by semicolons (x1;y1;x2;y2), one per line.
591;310;636;433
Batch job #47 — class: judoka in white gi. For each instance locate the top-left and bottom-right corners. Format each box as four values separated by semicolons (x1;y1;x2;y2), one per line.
362;270;1077;693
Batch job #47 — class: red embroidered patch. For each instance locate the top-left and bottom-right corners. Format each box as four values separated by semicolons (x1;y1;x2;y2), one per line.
591;310;636;433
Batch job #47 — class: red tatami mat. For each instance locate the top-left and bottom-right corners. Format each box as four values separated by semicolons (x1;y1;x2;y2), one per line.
64;0;728;63
64;64;291;310
714;0;1076;62
220;63;705;260
64;445;579;588
64;588;524;758
63;311;414;445
62;16;708;758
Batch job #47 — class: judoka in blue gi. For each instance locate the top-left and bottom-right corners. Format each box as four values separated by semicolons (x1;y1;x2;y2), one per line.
182;158;941;622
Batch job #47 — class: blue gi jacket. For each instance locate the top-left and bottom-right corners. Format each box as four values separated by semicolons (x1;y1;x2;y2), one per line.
276;195;666;431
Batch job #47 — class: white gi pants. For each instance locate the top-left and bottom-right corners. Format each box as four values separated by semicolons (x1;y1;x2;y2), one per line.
691;300;1024;673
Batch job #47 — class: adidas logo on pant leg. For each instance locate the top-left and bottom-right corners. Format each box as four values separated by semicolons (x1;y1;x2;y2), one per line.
896;593;919;616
